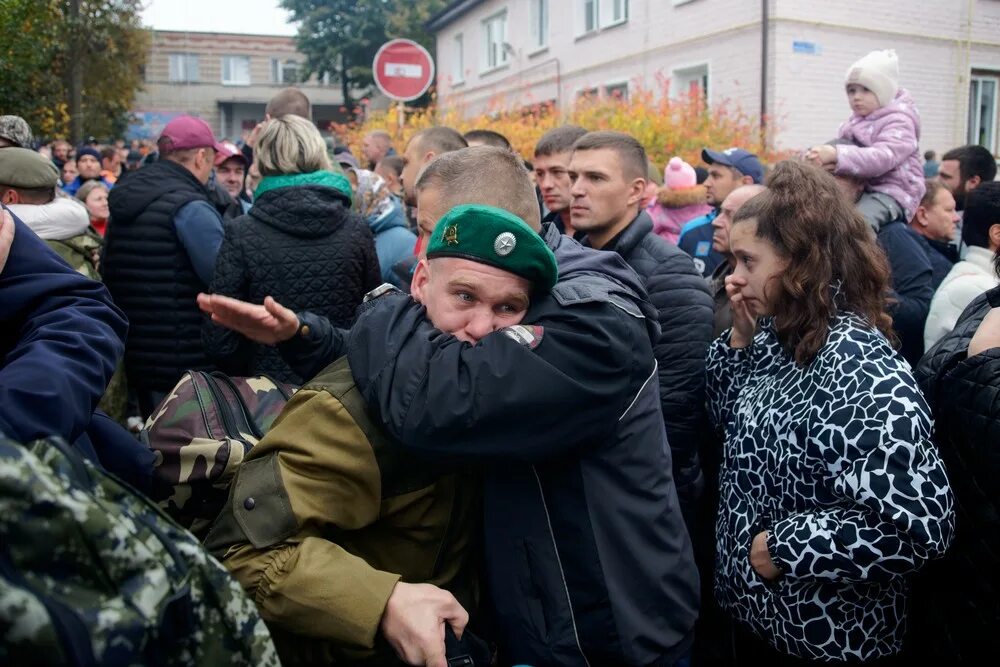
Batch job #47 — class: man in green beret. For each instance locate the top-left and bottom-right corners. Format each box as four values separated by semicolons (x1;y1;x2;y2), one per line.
0;147;102;280
206;203;557;667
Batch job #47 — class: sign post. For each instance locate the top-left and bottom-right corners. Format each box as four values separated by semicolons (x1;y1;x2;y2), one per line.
372;39;435;137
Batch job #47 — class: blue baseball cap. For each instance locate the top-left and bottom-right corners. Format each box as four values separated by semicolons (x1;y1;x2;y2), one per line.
701;147;764;184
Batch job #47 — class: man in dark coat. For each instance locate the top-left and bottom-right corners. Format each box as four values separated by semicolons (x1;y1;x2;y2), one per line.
909;179;960;289
200;146;701;666
568;130;714;530
103;115;226;417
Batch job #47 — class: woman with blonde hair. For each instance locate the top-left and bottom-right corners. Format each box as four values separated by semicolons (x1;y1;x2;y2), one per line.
204;114;380;384
708;160;953;664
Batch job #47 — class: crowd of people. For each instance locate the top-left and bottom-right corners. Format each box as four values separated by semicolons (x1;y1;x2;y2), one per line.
1;47;999;666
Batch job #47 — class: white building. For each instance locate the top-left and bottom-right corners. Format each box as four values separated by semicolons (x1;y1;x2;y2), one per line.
427;0;1000;155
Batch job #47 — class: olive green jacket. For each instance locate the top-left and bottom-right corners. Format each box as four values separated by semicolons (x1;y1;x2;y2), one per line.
206;357;478;664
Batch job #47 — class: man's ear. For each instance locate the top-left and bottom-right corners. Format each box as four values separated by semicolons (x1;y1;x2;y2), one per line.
741;175;754;186
626;178;647;207
410;258;431;303
914;205;929;228
0;189;19;205
968;175;982;191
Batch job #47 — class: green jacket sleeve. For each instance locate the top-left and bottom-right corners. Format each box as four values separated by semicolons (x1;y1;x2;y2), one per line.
221;389;401;649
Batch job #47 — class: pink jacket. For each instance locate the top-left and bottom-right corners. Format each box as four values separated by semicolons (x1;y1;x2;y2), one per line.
646;185;713;244
835;88;926;220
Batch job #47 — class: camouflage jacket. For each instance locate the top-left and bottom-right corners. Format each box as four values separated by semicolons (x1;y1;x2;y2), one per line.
45;228;103;281
206;356;480;665
0;432;278;666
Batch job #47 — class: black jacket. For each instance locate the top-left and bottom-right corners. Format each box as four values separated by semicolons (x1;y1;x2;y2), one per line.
910;286;1000;662
346;224;700;666
592;211;714;527
103;159;213;391
877;219;934;365
204;184;380;384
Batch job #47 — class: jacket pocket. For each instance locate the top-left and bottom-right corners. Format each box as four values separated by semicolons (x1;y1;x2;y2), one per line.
516;539;550;643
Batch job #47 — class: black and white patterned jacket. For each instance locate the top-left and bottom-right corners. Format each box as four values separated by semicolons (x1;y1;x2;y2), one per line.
706;313;954;661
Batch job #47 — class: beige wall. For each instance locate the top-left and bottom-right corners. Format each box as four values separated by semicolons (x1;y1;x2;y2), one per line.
432;0;1000;156
133;30;349;140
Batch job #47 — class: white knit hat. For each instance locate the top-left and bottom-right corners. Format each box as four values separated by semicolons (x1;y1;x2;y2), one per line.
845;49;899;108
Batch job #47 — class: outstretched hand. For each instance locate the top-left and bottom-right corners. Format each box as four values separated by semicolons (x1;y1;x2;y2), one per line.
725;275;756;349
197;293;299;344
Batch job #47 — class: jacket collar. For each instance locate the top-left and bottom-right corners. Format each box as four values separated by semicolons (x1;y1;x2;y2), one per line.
963;245;995;273
591;210;653;256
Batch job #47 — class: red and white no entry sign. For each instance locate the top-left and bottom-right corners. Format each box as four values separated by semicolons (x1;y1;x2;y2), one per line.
373;39;435;102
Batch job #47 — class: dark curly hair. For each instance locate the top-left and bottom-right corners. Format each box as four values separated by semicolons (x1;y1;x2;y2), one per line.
732;160;894;364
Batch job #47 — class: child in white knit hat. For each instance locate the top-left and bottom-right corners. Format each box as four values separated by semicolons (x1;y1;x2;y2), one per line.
805;49;926;231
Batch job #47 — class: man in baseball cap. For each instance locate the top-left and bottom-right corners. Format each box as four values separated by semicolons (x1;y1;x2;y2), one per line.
213;140;251;214
102;115;228;418
678;146;764;276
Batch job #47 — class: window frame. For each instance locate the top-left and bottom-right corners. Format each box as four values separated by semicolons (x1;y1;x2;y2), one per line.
531;0;550;52
481;10;510;74
168;53;200;83
604;80;629;101
671;61;711;104
221;55;251;86
604;0;629;28
578;0;599;36
968;72;999;153
453;33;465;84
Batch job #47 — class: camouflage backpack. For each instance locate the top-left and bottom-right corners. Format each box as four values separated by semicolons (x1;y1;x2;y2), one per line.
0;432;279;666
143;371;295;539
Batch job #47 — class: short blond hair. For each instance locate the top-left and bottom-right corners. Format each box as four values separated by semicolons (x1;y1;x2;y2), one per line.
255;115;331;176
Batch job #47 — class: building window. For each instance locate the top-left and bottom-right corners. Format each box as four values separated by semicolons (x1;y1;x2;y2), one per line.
453;33;465;83
482;11;509;72
968;73;998;152
580;0;598;34
605;82;628;100
271;58;299;84
531;0;549;50
576;87;599;101
222;55;251;86
672;63;709;102
168;53;199;82
606;0;628;26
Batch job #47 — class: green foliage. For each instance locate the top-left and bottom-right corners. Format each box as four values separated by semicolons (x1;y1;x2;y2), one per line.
0;0;148;140
281;0;445;110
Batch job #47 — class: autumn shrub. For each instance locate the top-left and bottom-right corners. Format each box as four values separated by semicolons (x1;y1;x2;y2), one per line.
332;75;786;172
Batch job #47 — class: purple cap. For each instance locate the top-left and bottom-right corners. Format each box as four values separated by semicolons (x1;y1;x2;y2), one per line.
701;147;764;184
159;115;225;153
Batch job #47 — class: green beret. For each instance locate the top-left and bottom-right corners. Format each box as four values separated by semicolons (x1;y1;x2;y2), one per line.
0;147;59;189
427;204;558;292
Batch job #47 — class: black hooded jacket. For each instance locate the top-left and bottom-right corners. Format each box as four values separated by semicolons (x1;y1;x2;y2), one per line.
204;184;380;384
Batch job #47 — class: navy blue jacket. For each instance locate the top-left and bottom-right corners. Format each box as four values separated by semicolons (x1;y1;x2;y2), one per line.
346;224;700;666
0;209;127;443
677;209;724;277
917;234;959;291
591;211;714;529
877;220;934;365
